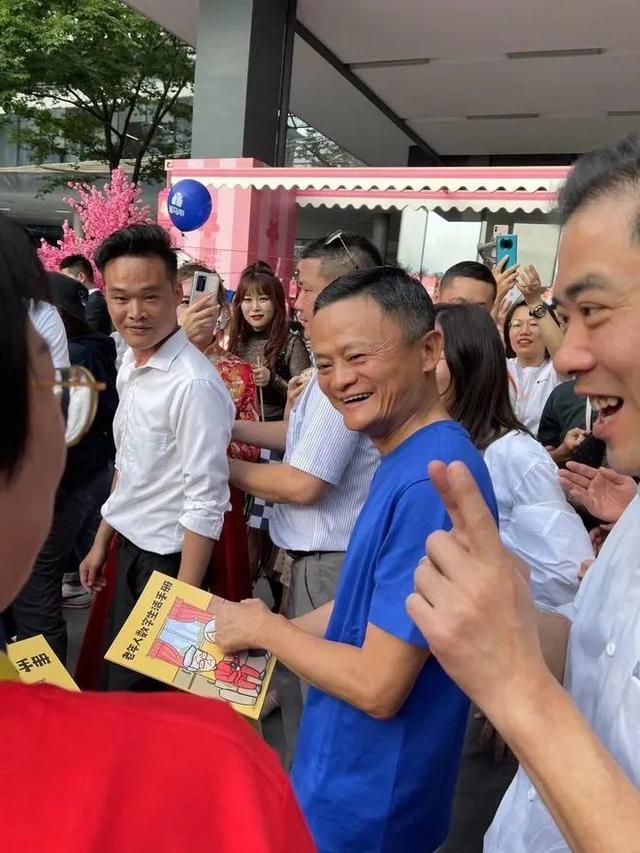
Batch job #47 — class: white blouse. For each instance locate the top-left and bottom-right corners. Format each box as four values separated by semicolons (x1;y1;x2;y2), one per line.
507;358;562;435
484;429;594;611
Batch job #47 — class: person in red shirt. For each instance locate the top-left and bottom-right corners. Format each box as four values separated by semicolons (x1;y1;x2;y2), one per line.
0;216;314;853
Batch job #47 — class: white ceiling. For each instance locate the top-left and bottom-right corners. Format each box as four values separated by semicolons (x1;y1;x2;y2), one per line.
126;0;640;163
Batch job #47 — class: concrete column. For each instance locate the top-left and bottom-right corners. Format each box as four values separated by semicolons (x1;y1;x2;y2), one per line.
397;208;429;275
372;212;390;260
191;0;296;165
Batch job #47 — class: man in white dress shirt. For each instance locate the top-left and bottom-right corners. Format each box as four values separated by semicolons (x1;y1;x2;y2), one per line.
408;134;640;851
230;233;381;620
80;225;233;690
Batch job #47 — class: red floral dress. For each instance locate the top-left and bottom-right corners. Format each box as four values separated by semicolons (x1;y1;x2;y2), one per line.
204;344;257;603
204;343;259;462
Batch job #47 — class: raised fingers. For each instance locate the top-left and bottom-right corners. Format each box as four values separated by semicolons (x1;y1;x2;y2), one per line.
428;461;501;559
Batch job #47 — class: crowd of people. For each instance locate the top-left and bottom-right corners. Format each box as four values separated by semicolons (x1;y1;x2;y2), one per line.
1;133;640;852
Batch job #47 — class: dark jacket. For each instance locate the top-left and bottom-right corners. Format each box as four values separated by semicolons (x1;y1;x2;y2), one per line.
86;290;112;336
62;332;118;487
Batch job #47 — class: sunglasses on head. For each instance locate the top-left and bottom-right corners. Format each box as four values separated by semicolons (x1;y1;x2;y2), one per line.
324;230;359;270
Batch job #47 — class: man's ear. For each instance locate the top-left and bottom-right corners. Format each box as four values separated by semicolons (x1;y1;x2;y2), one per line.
422;327;443;372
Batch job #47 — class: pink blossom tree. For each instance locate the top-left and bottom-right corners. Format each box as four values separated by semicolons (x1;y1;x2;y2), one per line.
38;168;153;288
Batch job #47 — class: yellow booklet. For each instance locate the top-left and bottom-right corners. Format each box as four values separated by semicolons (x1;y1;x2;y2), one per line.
6;635;80;691
105;572;275;721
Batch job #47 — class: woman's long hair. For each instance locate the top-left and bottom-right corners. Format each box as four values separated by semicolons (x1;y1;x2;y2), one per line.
435;303;531;450
227;262;288;370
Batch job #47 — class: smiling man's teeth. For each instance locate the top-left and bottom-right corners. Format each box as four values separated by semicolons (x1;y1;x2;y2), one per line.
344;394;371;403
589;395;622;412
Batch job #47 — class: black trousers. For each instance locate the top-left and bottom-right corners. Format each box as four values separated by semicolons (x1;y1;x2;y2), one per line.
12;465;112;663
104;535;181;691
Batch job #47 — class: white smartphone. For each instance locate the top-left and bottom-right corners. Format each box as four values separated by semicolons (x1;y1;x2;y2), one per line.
190;271;221;305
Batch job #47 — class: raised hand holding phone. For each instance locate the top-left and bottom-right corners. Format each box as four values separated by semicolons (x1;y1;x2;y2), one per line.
190;271;221;306
180;294;220;349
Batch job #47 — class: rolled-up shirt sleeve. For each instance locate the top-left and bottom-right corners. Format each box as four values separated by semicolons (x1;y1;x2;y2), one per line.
288;391;361;485
171;377;234;540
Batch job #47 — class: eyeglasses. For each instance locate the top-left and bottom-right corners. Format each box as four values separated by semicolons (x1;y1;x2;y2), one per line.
508;319;539;330
37;366;106;447
323;230;359;270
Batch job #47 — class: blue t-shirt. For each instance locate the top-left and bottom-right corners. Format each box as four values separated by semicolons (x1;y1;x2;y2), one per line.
291;421;498;853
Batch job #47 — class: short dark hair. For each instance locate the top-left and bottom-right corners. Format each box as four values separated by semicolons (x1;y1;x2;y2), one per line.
503;299;559;359
60;253;93;283
315;265;435;342
557;134;640;229
435;303;530;449
0;215;52;480
94;224;177;279
439;261;497;300
177;260;213;280
301;232;382;282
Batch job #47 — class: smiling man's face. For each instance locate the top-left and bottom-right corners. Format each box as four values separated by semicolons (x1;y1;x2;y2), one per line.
553;192;640;474
311;294;441;452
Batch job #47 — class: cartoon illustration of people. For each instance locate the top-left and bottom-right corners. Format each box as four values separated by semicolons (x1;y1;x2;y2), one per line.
147;598;269;706
215;652;264;692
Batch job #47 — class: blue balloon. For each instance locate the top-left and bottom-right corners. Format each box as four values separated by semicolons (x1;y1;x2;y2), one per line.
167;179;212;232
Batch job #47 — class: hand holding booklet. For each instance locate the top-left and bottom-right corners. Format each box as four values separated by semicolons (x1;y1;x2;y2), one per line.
105;572;275;721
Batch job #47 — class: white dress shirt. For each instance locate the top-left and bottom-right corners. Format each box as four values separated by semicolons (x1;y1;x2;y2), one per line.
485;489;640;852
507;358;563;435
270;375;379;552
102;329;234;554
484;430;594;611
29;300;70;369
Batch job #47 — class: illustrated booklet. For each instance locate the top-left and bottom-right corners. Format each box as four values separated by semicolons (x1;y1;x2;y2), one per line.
7;635;80;691
105;571;275;720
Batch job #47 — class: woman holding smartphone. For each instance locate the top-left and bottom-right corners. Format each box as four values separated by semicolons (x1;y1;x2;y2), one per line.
177;262;258;600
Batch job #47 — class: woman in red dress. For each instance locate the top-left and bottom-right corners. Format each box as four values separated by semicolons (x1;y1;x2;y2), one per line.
174;264;259;602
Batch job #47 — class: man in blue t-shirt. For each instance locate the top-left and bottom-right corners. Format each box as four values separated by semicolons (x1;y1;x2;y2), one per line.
211;266;497;852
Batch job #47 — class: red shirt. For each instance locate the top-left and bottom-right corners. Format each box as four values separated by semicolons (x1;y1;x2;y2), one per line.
1;682;315;852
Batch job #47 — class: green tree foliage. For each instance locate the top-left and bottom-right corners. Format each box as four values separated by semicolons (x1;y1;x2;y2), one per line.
0;0;194;183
